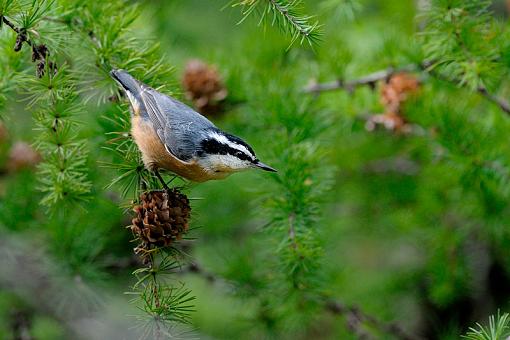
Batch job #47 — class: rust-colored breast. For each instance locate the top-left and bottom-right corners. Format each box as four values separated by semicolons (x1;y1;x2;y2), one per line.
131;116;213;182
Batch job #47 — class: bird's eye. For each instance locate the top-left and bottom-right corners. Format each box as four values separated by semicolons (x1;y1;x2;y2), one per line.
236;151;243;158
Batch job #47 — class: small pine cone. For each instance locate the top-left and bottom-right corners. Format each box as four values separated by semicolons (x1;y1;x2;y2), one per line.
7;142;42;172
130;189;191;254
380;72;419;113
14;30;27;52
182;59;228;116
32;44;49;62
36;60;57;78
36;61;45;78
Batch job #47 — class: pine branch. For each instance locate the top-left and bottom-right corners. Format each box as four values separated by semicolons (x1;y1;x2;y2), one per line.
2;12;192;334
304;64;419;94
304;61;510;116
476;86;510;114
131;249;196;332
1;15;21;35
325;300;423;340
424;64;510;116
1;3;91;208
47;1;193;331
251;87;334;330
185;262;217;283
29;70;92;208
420;0;497;91
63;2;175;197
463;312;510;340
183;257;422;340
232;0;321;47
266;0;320;46
1;9;57;76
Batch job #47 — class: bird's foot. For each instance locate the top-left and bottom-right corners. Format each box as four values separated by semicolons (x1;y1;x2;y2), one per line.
154;169;170;191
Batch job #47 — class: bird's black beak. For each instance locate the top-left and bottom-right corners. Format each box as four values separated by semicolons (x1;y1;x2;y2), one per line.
254;161;277;172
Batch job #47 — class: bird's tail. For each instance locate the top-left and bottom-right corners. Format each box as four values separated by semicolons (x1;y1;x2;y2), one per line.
110;69;143;114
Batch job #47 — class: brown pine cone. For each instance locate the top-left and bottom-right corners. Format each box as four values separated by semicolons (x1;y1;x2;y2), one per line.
380;72;419;114
130;189;191;255
182;59;228;116
367;72;419;134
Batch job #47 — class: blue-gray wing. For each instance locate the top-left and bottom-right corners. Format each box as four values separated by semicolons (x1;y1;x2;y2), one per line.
139;86;215;161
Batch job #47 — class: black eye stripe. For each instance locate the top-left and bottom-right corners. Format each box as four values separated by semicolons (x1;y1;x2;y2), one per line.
199;138;255;162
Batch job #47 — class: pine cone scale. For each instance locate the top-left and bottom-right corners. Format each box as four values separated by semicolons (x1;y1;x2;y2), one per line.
129;189;191;256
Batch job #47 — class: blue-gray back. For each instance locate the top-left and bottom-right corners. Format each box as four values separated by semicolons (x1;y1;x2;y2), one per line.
139;85;216;161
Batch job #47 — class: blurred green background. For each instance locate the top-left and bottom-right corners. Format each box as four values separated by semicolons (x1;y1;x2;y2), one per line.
1;0;510;339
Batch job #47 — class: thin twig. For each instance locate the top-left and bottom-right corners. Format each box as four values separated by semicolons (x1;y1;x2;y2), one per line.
1;16;33;47
2;16;20;34
304;64;419;94
184;258;419;339
304;60;510;116
267;0;314;40
185;262;217;283
476;86;510;114
325;299;423;340
423;65;510;115
1;15;56;78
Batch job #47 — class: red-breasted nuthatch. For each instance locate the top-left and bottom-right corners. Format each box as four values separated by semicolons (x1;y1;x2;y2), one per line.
110;69;276;185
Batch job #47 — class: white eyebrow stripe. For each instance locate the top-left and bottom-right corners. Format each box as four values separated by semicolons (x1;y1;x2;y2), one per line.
209;132;255;160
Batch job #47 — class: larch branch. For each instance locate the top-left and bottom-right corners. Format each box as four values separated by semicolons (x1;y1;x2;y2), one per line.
304;60;510;116
325;299;423;340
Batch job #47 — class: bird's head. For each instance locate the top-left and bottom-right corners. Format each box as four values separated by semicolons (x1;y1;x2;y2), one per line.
197;130;276;177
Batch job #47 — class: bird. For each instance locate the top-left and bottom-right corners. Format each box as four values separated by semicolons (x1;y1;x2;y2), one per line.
110;69;276;187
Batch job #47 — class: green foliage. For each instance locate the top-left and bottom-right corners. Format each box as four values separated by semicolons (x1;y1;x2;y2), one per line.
0;0;19;16
319;0;362;21
421;0;506;90
28;68;92;208
64;0;175;198
1;0;510;339
262;94;331;293
0;0;187;334
1;0;91;209
463;312;510;340
0;36;14;113
15;0;55;31
231;0;322;47
130;253;196;339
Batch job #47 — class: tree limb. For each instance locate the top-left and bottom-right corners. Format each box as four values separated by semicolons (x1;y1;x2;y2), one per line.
304;60;510;116
1;15;55;78
476;85;510;114
182;258;422;340
325;299;423;340
1;16;21;34
304;64;419;94
185;262;217;283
